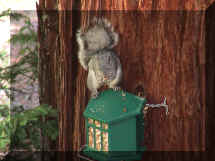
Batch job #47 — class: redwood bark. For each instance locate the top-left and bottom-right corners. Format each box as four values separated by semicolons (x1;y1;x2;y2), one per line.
36;0;215;161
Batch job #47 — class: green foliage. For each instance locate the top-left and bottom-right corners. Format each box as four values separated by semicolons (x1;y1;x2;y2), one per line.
0;50;8;61
0;10;38;95
0;104;59;151
0;10;59;161
0;9;28;20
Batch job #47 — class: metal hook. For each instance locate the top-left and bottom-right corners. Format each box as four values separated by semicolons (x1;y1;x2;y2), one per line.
145;97;169;115
160;97;169;115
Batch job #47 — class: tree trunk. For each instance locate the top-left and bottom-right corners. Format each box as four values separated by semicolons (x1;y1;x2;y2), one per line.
36;0;215;161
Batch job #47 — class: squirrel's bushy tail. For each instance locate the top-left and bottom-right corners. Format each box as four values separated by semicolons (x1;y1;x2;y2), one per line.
77;18;119;53
91;18;119;49
76;18;119;70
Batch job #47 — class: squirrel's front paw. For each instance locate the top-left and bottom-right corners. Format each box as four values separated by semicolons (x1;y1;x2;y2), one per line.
111;86;121;91
91;92;99;99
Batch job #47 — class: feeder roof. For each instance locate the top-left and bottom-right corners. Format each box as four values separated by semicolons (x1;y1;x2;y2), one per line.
84;89;147;124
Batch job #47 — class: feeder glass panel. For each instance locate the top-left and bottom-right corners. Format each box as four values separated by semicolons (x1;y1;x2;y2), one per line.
102;132;108;152
88;127;94;148
88;118;94;124
102;123;108;130
96;129;101;151
95;120;101;127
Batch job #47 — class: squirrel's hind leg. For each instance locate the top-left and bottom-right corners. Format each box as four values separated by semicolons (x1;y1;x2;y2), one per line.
108;84;121;91
87;70;102;98
107;59;122;91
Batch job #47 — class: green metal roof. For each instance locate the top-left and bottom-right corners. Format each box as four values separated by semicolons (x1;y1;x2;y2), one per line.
84;89;147;123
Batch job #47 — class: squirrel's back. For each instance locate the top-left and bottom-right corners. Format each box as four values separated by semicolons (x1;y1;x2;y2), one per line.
88;50;119;83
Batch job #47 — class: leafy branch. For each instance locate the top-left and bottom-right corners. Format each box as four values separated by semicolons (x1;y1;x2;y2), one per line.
0;10;59;161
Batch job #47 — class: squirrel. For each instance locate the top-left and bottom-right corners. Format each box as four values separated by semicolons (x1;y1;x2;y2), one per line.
76;18;122;98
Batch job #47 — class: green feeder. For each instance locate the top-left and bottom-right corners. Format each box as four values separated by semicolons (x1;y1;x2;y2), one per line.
81;89;147;161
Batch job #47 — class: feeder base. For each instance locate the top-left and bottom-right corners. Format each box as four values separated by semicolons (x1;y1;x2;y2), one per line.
81;147;142;161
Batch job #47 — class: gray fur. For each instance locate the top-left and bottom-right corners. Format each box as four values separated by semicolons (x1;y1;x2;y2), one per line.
76;18;122;98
